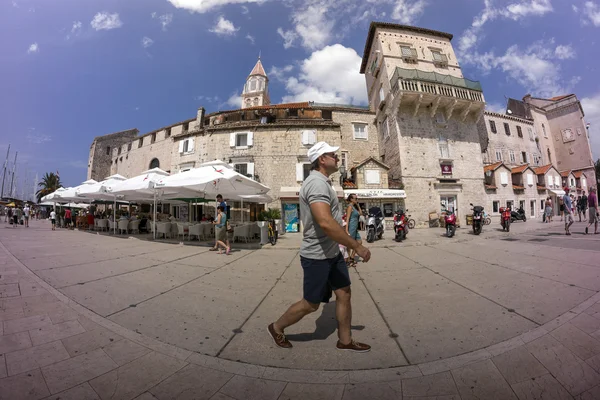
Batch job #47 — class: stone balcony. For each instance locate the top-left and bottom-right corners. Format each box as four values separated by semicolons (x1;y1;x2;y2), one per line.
389;67;485;122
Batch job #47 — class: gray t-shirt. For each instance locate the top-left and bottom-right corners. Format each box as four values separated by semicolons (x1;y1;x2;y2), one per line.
299;170;342;260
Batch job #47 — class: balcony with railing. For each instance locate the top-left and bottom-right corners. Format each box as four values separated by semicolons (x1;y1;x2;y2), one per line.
391;67;484;103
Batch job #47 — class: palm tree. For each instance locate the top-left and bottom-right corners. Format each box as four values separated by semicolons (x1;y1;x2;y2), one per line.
36;172;62;203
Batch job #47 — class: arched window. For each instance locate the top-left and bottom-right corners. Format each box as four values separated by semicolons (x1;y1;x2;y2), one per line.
149;158;160;169
250;79;257;91
253;98;259;106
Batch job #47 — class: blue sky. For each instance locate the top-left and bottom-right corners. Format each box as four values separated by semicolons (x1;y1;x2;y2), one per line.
1;0;599;200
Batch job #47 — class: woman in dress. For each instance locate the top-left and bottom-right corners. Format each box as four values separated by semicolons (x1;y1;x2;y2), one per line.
345;194;362;267
545;197;553;223
212;206;230;255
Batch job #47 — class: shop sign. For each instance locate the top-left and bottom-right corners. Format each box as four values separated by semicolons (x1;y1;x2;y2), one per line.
343;189;406;199
441;164;453;175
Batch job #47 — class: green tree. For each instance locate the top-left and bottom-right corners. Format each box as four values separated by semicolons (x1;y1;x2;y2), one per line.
36;172;62;203
595;159;600;185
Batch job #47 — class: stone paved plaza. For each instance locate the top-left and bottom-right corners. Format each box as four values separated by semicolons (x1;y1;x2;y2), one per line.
1;218;600;399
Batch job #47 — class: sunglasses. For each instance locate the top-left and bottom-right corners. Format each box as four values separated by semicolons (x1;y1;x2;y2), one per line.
323;152;339;160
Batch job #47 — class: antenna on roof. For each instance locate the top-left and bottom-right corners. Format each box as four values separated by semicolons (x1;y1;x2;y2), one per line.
258;50;261;60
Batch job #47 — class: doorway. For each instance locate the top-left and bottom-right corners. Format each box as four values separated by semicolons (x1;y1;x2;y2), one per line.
440;195;457;215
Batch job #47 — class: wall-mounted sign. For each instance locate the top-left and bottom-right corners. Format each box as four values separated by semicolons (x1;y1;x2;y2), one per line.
343;189;406;199
441;164;453;175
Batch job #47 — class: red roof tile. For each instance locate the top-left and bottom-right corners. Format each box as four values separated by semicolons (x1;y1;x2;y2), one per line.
573;170;586;179
484;162;503;173
533;164;553;175
511;164;529;174
559;170;572;177
249;58;267;77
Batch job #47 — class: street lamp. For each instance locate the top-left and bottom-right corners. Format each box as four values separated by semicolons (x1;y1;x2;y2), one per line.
339;165;346;186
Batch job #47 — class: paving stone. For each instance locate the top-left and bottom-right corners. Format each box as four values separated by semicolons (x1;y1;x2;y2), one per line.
41;348;118;394
0;283;20;297
0;369;50;400
29;320;86;346
61;326;123;357
6;340;70;376
585;353;600;373
277;383;345;400
401;396;460;400
133;393;159;400
402;371;459;397
149;364;233;400
0;306;24;321
0;331;32;354
550;323;600;360
102;338;151;366
76;315;104;331
583;302;600;316
527;334;600;396
218;375;287;400
341;382;403;400
210;394;237;400
451;359;518;400
418;348;492;375
511;373;573;400
0;354;6;378
262;367;349;384
570;313;600;334
89;351;187;400
3;314;52;334
19;282;50;298
23;301;72;318
492;346;548;384
41;382;100;400
187;352;266;378
577;384;600;400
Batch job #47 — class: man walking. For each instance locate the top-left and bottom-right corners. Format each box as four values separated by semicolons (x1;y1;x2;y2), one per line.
563;188;574;235
210;194;229;251
585;187;598;235
23;204;30;227
580;191;588;222
268;142;372;352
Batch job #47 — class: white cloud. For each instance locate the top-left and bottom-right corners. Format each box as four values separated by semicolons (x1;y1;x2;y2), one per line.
582;1;600;26
500;0;553;20
391;0;427;25
151;12;157;18
167;0;267;14
581;92;600;159
66;21;82;39
225;92;242;108
141;37;154;48
27;43;38;54
278;44;367;105
65;160;88;169
26;131;51;144
573;5;579;13
245;34;255;44
196;95;221;103
277;27;297;49
12;1;18;7
153;13;173;31
554;44;576;59
288;1;335;51
241;5;249;14
485;102;506;114
209;16;239;36
90;12;123;31
268;64;294;82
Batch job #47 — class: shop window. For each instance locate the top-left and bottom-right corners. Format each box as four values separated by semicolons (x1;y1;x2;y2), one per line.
530;200;535;217
383;203;394;217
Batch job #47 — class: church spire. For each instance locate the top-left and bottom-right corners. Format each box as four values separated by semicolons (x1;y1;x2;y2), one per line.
249;57;267;77
242;57;270;109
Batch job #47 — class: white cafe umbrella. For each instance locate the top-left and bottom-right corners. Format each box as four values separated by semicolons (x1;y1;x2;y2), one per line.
77;174;127;234
41;187;66;203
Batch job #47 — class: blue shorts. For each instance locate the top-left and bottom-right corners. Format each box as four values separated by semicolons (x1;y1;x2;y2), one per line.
301;253;351;304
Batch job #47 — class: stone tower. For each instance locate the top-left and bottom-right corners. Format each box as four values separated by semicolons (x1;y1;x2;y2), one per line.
242;57;270;109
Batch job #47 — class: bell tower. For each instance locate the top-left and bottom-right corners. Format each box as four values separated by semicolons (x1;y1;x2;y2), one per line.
242;57;270;109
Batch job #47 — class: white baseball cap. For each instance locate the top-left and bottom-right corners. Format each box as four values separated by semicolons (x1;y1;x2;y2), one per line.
307;142;340;163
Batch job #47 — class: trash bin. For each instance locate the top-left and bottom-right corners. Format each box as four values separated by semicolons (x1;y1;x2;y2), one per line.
256;221;268;245
466;214;473;226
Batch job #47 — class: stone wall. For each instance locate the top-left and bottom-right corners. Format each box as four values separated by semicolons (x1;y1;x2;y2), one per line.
87;129;138;181
482;112;541;167
110;129;175;178
332;109;378;168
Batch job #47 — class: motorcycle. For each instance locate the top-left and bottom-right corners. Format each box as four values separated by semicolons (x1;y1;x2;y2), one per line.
442;203;457;238
394;209;409;242
471;203;484;235
366;206;385;243
500;206;511;232
511;207;527;223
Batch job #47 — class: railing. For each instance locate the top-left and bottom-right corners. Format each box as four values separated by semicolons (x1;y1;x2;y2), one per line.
390;67;484;102
392;79;484;102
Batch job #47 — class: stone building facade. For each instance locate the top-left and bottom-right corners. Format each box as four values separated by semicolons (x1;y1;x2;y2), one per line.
87;129;138;181
360;22;487;227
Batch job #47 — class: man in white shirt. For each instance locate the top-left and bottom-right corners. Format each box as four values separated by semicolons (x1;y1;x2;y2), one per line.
50;210;56;231
23;205;30;227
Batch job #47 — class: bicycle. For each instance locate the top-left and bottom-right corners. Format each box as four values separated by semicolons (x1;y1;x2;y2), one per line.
267;219;277;245
407;215;416;229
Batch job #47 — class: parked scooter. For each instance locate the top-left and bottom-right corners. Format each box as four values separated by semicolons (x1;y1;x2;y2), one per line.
366;206;385;243
511;207;527;222
500;206;511;232
470;203;485;235
394;209;409;242
442;203;457;238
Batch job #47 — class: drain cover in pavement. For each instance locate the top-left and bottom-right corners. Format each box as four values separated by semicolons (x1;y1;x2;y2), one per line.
528;238;548;242
501;238;520;241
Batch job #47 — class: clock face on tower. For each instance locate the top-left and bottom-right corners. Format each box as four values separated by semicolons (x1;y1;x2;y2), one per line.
562;128;575;143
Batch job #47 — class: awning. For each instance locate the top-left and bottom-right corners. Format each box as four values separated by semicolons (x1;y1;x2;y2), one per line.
343;189;406;199
280;186;344;199
549;189;566;196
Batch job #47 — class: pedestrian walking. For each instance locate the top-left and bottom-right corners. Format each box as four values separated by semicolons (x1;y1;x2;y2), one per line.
268;142;372;352
7;207;13;225
212;206;230;254
563;188;574;235
50;209;56;230
585;187;598;235
64;208;72;229
580;191;588;222
545;197;553;223
359;209;366;231
210;194;229;251
558;195;564;222
345;193;362;267
23;204;30;227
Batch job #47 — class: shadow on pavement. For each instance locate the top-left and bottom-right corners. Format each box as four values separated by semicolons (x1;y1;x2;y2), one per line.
286;302;365;342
